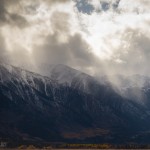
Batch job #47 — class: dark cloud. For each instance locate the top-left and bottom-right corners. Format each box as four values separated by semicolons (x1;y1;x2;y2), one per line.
0;0;70;28
68;34;95;66
112;0;120;10
50;11;70;33
0;0;10;25
74;0;121;15
0;0;29;28
100;1;110;11
33;32;97;69
100;0;121;11
75;0;94;15
24;2;40;15
6;13;29;28
33;32;70;65
44;0;69;3
1;0;150;78
32;10;97;68
0;34;7;62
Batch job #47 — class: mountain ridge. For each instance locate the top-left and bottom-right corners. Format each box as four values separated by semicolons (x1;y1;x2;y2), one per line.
1;63;150;144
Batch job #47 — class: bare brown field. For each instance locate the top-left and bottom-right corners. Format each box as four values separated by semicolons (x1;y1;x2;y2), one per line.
62;128;109;139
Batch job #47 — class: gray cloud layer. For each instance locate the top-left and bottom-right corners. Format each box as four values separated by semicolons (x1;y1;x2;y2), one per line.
0;0;29;28
0;0;150;77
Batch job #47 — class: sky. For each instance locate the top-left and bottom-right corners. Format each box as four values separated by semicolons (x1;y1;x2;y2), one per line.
0;0;150;77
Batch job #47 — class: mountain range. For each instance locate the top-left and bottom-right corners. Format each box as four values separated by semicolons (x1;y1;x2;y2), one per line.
1;63;150;144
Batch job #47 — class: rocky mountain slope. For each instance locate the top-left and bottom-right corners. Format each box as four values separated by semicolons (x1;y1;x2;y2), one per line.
1;63;150;144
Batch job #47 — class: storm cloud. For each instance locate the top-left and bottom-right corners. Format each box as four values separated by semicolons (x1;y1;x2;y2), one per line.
0;0;29;28
0;0;150;77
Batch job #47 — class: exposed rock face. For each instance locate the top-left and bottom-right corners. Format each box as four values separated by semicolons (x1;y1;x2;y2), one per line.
0;63;150;144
